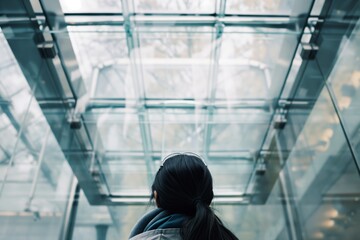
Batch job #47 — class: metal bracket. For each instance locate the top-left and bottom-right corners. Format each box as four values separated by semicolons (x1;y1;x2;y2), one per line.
300;42;319;60
273;108;287;130
67;108;82;129
37;41;57;59
67;94;90;129
256;155;267;176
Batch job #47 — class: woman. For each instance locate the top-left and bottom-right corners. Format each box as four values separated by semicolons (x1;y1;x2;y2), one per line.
129;152;238;240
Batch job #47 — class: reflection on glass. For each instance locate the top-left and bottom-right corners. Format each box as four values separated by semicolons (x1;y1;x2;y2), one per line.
209;160;253;194
100;156;149;195
326;18;360;162
219;27;297;100
282;87;360;239
66;26;128;95
149;108;205;152
139;27;213;99
210;109;270;151
83;109;143;151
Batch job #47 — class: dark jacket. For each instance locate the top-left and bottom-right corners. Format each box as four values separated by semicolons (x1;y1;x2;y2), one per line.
129;208;189;240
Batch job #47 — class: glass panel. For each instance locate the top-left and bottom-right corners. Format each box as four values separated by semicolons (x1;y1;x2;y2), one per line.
134;0;216;13
101;156;150;195
0;28;73;239
283;86;360;239
66;26;129;96
59;0;122;13
83;109;143;151
326;18;360;164
226;0;296;15
209;159;253;194
139;26;213;99
148;108;205;152
210;109;271;151
219;27;298;100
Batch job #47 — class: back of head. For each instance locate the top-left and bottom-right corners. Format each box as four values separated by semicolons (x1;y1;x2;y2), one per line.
151;153;238;240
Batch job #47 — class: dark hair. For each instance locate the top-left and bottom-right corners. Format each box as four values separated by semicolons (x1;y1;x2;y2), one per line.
151;153;238;240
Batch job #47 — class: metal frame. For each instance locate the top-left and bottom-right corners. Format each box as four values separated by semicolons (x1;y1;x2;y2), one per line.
1;0;320;207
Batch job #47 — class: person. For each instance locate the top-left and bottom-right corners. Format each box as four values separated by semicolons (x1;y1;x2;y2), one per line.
129;152;238;240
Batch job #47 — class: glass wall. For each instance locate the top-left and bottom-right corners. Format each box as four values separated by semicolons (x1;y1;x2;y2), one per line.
0;30;74;239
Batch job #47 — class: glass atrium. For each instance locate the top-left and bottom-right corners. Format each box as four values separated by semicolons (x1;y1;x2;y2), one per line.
0;0;359;239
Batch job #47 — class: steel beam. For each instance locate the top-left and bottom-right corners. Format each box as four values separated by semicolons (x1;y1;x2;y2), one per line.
202;0;226;158
121;0;155;182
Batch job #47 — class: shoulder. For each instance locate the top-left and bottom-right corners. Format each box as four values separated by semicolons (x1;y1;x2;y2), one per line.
129;228;182;240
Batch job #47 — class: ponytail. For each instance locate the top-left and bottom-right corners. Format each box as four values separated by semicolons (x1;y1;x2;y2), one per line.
181;200;238;240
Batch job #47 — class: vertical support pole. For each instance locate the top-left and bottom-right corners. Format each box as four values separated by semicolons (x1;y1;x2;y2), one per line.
58;178;80;240
95;224;109;240
275;132;303;240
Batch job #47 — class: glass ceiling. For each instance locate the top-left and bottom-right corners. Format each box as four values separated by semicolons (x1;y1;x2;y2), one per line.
56;0;309;198
1;0;360;239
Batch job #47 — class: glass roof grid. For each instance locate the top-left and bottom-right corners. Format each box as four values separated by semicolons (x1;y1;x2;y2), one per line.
64;9;307;198
4;0;316;203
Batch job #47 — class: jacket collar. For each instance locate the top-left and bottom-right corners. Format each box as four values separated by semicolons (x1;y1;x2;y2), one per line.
129;208;189;239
